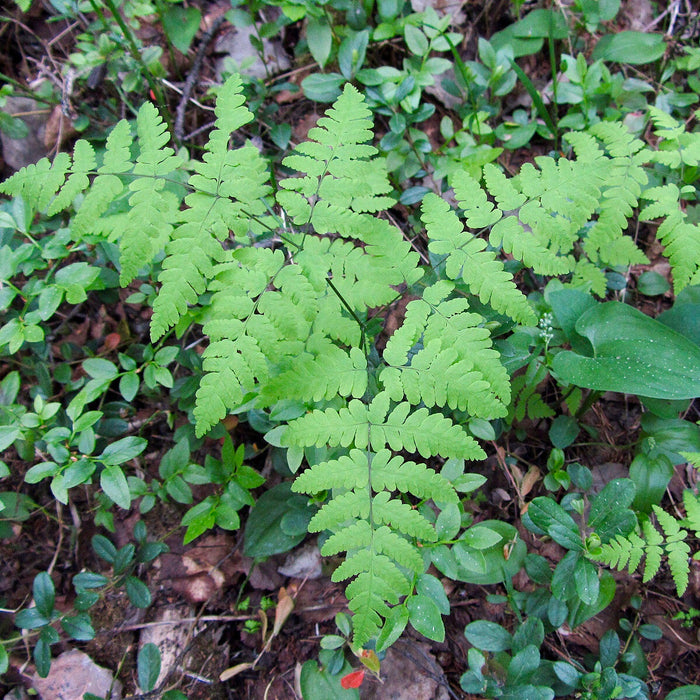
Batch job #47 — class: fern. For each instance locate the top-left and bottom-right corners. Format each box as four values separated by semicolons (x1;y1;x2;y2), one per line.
293;448;458;644
151;75;271;339
8;75;699;651
283;392;484;461
422;192;536;325
595;504;693;596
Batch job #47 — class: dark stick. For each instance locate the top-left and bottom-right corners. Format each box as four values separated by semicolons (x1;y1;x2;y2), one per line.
174;15;226;142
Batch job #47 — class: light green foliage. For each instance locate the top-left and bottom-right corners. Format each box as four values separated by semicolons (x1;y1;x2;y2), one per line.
151;74;272;339
424;120;699;302
293;448;457;644
379;281;510;416
595;500;697;596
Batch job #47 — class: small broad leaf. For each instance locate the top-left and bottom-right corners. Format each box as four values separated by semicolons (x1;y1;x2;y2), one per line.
407;594;445;642
244;482;310;558
100;465;131;510
125;576;152;608
574;557;599;605
630;454;673;513
99;436;147;466
61;613;95;641
299;659;360;700
592;31;666;64
33;572;55;619
15;607;50;630
526;497;582;550
138;642;162;692
461;525;504;550
302;73;345;102
307;17;332;67
507;644;540;685
464;620;512;651
162;6;201;54
376;605;409;652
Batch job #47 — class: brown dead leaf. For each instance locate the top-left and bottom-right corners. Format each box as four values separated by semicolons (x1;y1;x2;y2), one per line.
100;332;122;353
272;586;295;639
44;105;77;150
293;112;319;143
520;466;541;499
156;533;242;603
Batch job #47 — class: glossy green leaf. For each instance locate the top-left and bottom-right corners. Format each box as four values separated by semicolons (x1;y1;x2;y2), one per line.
552;302;700;399
588;478;636;542
100;465;131;510
462;525;504;550
125;576;152;608
574;557;599;605
549;415;579;449
376;605;409;652
630;453;674;513
302;73;345;102
299;659;360;700
592;31;666;64
162;6;201;54
407;594;445;642
244;482;311;558
637;271;670;296
464;620;512;651
61;613;95;641
33;572;55;619
526;497;582;550
307;17;332;67
507;644;540;685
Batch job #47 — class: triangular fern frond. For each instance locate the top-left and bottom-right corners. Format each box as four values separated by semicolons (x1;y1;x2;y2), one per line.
379;281;509;417
293;446;457;644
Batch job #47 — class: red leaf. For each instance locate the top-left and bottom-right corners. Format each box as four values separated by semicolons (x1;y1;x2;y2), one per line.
340;669;365;689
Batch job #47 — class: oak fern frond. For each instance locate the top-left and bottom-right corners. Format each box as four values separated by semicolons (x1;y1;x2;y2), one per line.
293;448;458;644
595;505;692;596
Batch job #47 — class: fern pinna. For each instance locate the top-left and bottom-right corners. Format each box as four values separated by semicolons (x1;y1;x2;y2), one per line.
593;492;700;597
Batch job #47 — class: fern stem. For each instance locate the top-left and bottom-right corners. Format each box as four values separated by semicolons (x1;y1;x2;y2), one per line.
325;277;367;346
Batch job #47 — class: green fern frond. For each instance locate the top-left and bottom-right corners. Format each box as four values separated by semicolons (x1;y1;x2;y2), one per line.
47;140;96;216
293;446;456;644
193;247;287;435
422;193;536;325
682;488;700;536
293;449;458;504
278;83;393;226
119;102;185;285
323;523;424;573
260;339;367;405
567;125;649;269
0;153;72;212
596;506;692;596
284;393;484;459
380;282;509;417
151;76;271;339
